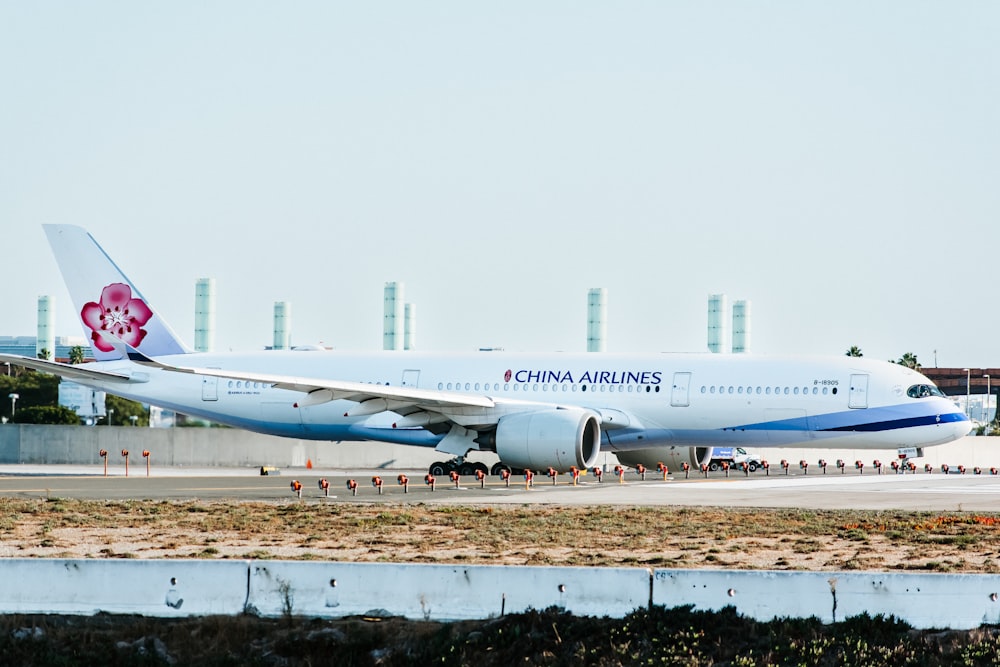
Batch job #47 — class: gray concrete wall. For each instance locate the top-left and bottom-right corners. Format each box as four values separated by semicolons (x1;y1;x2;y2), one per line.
0;424;995;471
0;425;497;470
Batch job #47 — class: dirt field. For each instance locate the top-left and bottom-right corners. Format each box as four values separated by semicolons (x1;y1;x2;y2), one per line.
5;499;1000;665
3;498;1000;573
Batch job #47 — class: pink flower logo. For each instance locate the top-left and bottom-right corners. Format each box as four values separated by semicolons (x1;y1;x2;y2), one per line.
504;369;512;382
81;283;153;353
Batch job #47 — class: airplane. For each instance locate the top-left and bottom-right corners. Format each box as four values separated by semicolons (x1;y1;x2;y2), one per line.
0;225;971;477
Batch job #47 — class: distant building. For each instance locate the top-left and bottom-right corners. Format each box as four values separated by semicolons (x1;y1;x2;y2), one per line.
58;381;106;423
0;336;94;363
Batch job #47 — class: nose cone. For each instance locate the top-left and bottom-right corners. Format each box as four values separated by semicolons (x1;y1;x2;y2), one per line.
937;400;973;441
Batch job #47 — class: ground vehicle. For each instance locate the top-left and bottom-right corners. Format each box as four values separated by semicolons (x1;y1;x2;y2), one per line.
708;447;761;472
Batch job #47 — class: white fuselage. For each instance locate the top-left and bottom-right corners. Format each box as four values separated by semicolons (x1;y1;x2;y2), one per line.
79;350;969;460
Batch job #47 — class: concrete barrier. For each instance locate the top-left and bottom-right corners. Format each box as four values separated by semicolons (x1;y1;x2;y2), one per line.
3;425;998;472
2;558;1000;628
653;568;1000;629
247;561;651;621
0;559;249;616
0;424;499;469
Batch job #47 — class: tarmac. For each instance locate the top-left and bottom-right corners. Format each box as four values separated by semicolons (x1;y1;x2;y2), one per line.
2;463;1000;511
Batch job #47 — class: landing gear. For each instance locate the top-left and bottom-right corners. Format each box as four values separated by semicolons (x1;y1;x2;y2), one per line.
428;461;450;476
427;458;490;477
490;462;511;477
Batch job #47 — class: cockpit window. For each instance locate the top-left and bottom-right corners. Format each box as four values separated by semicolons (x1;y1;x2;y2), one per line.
907;384;946;399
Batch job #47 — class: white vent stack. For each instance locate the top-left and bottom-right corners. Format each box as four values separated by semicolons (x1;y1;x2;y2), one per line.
404;303;416;351
587;288;607;353
707;293;729;354
383;282;404;351
36;295;54;360
732;300;751;353
194;278;216;353
273;301;291;350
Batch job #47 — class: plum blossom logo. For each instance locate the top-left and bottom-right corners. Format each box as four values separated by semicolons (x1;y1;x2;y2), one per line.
504;369;512;382
81;283;153;353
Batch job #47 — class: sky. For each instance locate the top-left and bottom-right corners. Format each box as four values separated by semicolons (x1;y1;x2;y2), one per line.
1;3;997;367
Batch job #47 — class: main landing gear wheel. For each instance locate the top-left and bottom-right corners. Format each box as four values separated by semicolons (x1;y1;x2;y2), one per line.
491;462;511;476
428;460;492;477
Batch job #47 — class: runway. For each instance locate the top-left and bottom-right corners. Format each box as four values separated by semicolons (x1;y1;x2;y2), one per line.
1;464;999;511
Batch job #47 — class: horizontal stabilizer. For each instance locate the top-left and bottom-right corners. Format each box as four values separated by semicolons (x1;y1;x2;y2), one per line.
0;354;138;384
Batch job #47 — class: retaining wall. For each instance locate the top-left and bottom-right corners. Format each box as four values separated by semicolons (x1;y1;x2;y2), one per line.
2;558;999;629
654;569;1000;630
0;425;993;471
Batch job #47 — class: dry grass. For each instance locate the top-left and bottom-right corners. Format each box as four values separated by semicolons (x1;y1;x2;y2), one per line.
3;498;1000;572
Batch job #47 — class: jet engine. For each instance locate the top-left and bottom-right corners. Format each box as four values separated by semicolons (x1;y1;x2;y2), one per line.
615;446;711;471
493;408;601;472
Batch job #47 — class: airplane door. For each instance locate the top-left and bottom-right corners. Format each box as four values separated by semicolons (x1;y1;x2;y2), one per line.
849;374;869;409
670;372;691;407
401;369;420;388
201;374;218;401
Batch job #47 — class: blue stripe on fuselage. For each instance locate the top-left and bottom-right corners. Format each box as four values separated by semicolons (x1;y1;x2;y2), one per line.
733;403;968;433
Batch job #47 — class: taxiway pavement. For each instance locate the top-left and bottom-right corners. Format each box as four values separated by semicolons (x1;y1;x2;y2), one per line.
0;464;998;511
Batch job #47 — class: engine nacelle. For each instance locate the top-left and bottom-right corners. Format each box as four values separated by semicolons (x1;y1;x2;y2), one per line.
615;446;711;471
495;408;601;472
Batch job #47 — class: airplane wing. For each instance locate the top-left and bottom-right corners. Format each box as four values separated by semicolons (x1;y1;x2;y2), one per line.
127;350;638;437
0;354;137;384
125;348;496;411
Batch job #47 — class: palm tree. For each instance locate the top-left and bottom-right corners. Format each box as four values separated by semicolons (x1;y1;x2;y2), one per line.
68;346;85;365
896;352;921;370
845;346;863;357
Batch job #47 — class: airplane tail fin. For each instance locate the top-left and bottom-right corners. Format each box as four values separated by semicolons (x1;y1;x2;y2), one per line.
44;225;192;361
